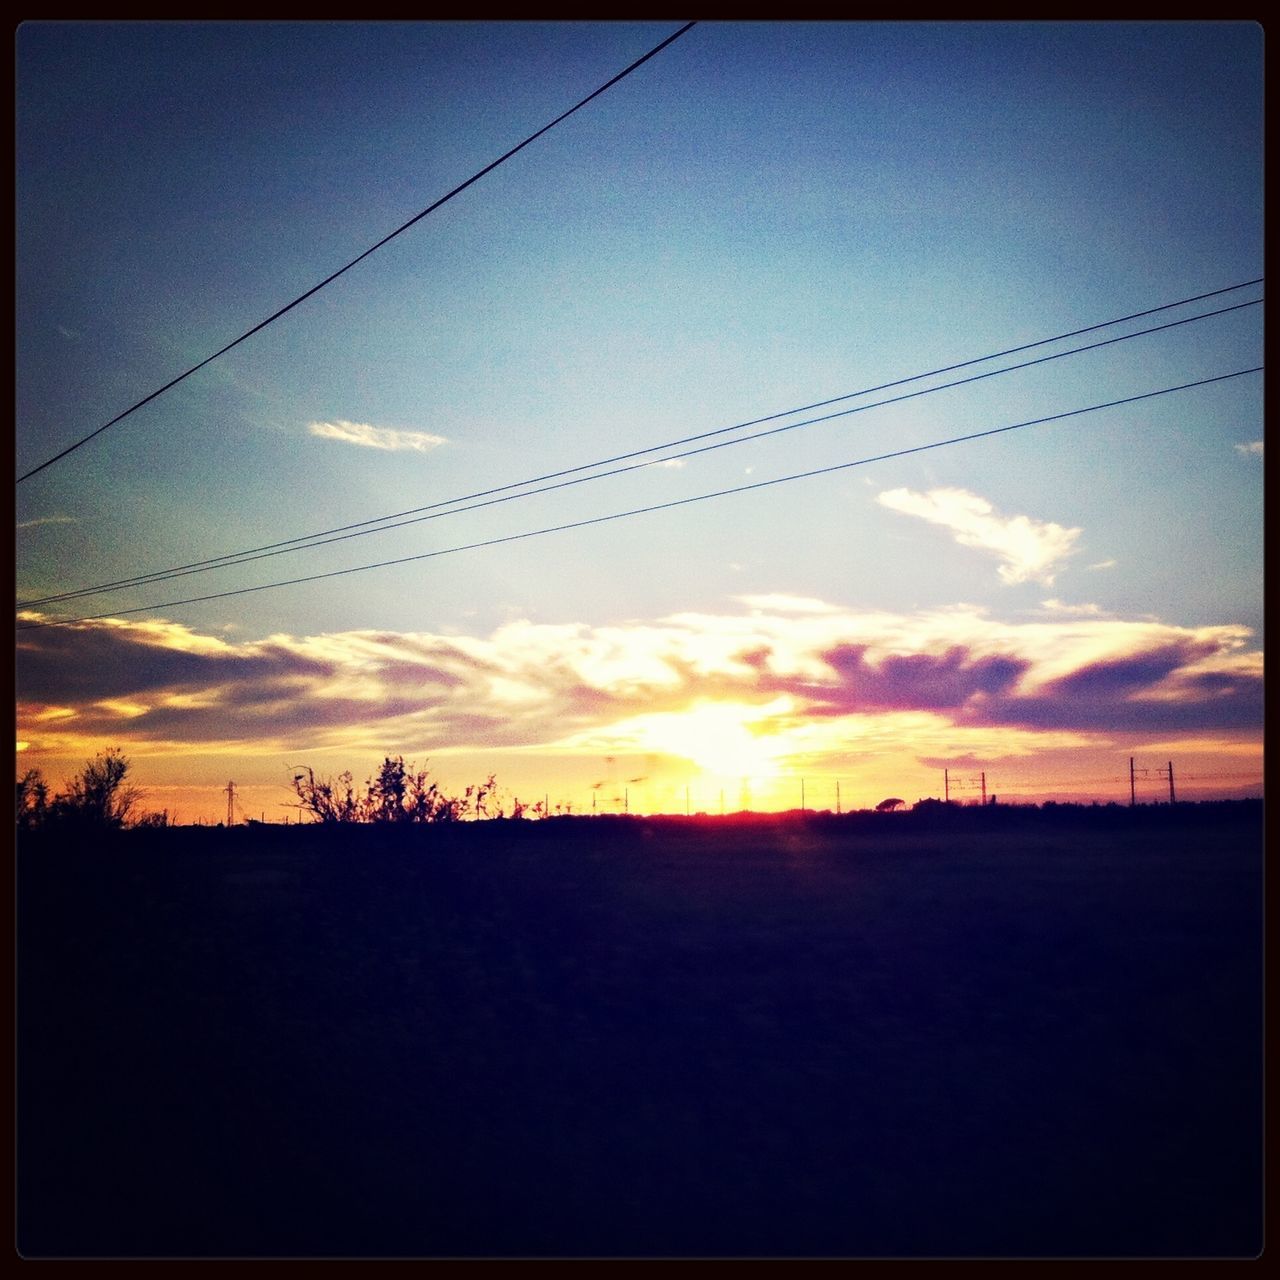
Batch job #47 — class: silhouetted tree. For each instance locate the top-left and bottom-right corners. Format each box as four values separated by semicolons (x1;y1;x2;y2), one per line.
366;756;410;823
875;797;906;813
18;753;172;834
16;768;49;830
48;749;145;831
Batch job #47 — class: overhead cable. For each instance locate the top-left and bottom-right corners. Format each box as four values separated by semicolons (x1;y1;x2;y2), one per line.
15;21;698;485
18;290;1262;609
15;365;1261;631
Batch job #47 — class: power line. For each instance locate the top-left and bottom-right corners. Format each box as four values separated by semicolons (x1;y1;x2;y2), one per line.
990;773;1261;787
16;365;1261;631
1177;771;1264;781
990;779;1126;788
18;290;1262;609
20;279;1263;604
14;22;698;486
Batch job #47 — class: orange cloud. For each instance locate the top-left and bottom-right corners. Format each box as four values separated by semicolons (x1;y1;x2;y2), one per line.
16;598;1260;787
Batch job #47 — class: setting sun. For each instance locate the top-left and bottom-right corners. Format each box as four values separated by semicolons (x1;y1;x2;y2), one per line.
650;698;793;779
566;697;794;783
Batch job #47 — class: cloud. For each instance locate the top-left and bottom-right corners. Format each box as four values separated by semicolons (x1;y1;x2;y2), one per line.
651;458;686;469
766;644;1030;716
308;420;447;453
1040;599;1106;616
15;599;1262;774
1235;441;1263;457
738;594;841;615
1086;559;1116;571
17;515;75;530
877;487;1082;585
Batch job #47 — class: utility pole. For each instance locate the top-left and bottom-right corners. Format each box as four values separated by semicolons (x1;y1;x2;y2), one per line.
224;780;236;826
944;768;949;802
1130;757;1136;808
981;771;987;807
836;780;841;815
1168;761;1176;805
625;788;629;814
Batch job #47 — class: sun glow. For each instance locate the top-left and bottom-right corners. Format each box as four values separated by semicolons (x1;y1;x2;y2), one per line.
621;698;793;779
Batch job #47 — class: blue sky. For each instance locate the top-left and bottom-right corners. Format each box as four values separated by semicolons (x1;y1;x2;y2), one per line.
16;21;1263;819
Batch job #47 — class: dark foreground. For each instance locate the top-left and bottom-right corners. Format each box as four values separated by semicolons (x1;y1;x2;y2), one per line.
17;804;1263;1257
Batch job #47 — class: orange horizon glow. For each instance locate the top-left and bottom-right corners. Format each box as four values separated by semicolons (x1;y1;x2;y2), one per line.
17;728;1263;828
16;599;1263;827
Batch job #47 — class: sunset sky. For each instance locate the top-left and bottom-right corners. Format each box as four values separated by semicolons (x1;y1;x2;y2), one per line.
16;21;1263;822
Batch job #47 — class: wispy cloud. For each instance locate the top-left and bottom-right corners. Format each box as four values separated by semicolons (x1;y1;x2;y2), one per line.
1087;559;1117;571
17;515;75;531
738;594;841;615
308;420;447;453
1235;441;1264;457
877;487;1082;585
1040;599;1106;616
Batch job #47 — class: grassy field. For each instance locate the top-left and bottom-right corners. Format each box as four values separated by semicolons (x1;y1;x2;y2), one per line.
16;804;1263;1257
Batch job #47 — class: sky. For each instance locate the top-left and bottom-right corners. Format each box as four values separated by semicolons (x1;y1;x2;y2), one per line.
15;21;1264;822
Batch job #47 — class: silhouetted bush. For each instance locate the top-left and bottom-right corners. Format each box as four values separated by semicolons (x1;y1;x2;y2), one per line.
288;758;500;825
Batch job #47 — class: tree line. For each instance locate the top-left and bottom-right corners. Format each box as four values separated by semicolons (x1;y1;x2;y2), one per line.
16;749;169;832
15;749;525;833
288;757;519;824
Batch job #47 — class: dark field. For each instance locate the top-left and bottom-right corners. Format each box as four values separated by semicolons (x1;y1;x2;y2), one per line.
16;804;1263;1258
